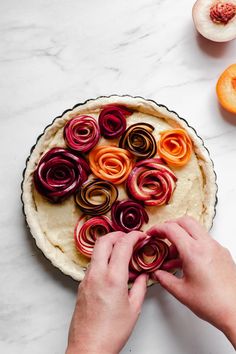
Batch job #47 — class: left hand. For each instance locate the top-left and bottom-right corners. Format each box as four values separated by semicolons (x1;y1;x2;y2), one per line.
66;231;148;354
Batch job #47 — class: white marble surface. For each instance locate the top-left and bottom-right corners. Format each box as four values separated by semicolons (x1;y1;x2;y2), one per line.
1;0;236;353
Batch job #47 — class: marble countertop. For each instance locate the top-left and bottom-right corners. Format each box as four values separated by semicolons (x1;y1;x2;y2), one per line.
1;0;236;353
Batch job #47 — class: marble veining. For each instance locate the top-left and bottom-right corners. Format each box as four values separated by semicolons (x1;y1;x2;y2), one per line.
0;0;236;353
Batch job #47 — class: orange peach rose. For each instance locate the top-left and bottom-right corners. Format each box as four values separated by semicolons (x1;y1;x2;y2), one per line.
157;129;193;167
89;145;133;184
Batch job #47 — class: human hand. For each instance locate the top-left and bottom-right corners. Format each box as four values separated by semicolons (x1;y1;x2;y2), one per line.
147;216;236;348
66;231;148;354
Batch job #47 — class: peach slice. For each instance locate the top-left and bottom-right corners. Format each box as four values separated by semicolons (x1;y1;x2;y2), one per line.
216;64;236;114
193;0;236;42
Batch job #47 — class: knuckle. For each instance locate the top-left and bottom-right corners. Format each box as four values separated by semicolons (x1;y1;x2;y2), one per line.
106;271;122;288
112;231;125;238
178;215;189;223
96;236;107;245
116;236;130;247
127;231;145;238
185;242;201;259
164;223;176;234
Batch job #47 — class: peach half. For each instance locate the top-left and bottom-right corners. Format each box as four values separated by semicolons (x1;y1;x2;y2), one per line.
216;64;236;114
193;0;236;42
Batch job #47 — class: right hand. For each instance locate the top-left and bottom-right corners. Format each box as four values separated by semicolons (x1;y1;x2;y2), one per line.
66;231;147;354
147;216;236;348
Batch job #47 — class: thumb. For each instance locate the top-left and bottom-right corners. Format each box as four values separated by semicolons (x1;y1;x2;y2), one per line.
129;273;148;312
154;270;184;300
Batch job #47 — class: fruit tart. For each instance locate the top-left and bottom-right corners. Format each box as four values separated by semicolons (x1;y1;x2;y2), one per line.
22;95;217;284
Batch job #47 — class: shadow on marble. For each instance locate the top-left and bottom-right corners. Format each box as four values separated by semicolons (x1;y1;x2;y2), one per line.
22;220;78;294
196;33;230;58
146;284;214;354
218;105;236;126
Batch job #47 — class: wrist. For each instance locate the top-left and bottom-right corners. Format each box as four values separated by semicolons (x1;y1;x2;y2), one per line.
224;326;236;349
220;312;236;349
66;346;102;354
66;346;100;354
66;343;116;354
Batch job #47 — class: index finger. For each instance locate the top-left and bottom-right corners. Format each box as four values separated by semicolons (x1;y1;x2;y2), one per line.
146;222;194;256
90;231;124;271
109;231;146;283
175;216;209;240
